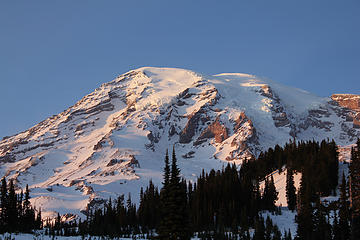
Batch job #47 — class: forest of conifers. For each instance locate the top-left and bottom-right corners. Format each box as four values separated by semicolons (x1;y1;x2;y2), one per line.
1;139;360;240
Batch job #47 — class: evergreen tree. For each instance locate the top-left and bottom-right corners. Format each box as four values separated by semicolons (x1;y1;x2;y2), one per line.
313;197;331;240
296;173;314;240
23;184;34;232
0;177;7;232
253;217;265;240
7;179;18;232
338;172;350;240
333;213;341;240
167;146;191;239
286;168;297;211
262;175;278;211
36;208;42;229
350;138;360;240
158;149;171;239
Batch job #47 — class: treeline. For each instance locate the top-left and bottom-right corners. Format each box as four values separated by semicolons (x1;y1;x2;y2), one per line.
47;139;339;239
293;139;360;240
46;148;282;239
1;138;354;240
0;178;42;233
349;138;360;240
243;139;339;196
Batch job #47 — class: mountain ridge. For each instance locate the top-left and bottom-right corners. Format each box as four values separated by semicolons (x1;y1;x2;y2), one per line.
0;67;359;218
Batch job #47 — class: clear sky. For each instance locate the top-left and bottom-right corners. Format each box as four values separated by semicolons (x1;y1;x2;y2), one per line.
0;0;359;138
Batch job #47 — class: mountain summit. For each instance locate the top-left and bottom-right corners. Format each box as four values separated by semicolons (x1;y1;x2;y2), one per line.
0;67;359;218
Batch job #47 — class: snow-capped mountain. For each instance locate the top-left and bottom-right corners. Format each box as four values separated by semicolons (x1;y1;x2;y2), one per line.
0;67;359;218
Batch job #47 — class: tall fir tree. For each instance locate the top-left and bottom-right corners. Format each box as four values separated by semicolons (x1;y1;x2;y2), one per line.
286;168;297;211
158;149;171;239
7;179;18;232
262;175;278;211
296;172;314;240
313;196;331;240
339;172;350;240
167;146;191;239
0;177;7;232
350;138;360;240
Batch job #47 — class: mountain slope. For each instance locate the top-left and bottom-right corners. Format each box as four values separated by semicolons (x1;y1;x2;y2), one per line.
0;67;359;218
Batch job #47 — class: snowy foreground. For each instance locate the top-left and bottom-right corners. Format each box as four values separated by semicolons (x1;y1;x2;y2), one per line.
0;233;202;240
2;162;349;239
0;234;139;240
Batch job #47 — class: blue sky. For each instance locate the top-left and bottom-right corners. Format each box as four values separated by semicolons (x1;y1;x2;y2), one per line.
0;0;359;138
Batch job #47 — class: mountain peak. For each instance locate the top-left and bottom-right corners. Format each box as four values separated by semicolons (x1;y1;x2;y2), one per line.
0;67;359;218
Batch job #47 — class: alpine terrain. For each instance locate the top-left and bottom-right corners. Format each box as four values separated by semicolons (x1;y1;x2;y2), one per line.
0;67;359;218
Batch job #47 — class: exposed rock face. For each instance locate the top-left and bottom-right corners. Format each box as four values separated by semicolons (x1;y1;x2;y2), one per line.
332;94;360;128
179;87;220;144
225;112;257;161
332;94;360;111
194;117;229;145
234;112;249;131
179;110;204;144
354;113;360;129
257;85;290;128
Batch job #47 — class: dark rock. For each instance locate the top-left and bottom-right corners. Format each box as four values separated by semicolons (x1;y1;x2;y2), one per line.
332;94;360;111
0;154;15;163
107;159;120;167
179;110;203;144
93;141;103;150
169;125;177;136
354;114;360;128
129;155;140;168
177;100;186;106
147;131;160;144
182;151;195;159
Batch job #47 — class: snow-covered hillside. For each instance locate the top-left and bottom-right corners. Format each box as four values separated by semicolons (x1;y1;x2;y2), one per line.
0;67;359;218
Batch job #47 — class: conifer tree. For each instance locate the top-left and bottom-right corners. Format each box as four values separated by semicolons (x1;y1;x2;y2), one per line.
296;173;314;240
350;138;360;240
269;175;278;210
7;179;18;232
286;168;297;211
0;177;7;232
253;217;265;240
313;196;331;240
339;172;350;240
333;213;341;240
23;184;34;232
158;149;171;239
262;175;278;211
167;146;191;239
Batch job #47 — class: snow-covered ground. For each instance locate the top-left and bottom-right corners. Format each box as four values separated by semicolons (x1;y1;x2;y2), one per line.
1;147;353;239
0;233;200;240
0;233;144;240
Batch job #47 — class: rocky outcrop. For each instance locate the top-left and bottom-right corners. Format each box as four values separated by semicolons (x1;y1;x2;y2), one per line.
332;94;360;111
332;94;360;128
194;117;229;145
225;112;258;161
234;112;249;131
179;87;221;144
257;85;290;128
179;110;203;144
354;113;360;129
